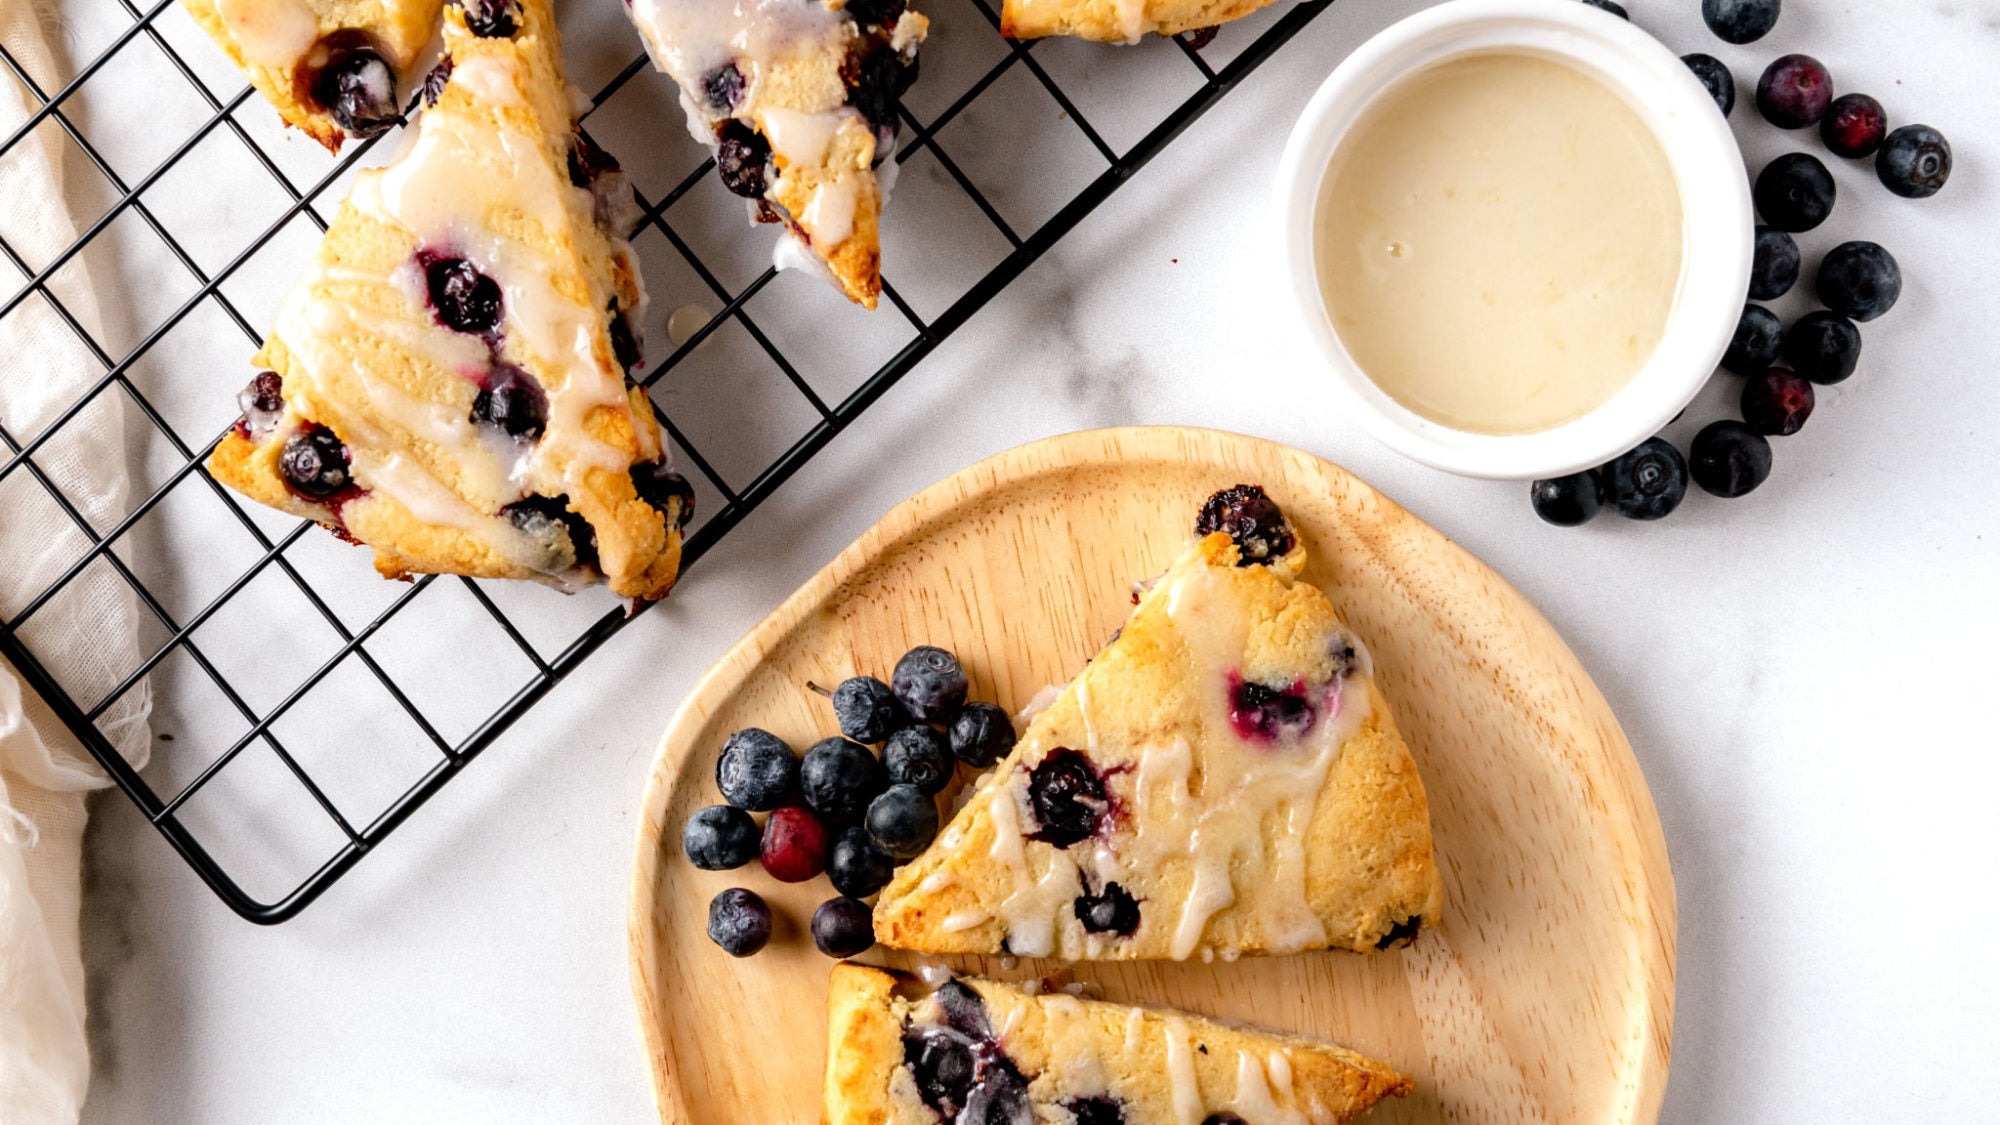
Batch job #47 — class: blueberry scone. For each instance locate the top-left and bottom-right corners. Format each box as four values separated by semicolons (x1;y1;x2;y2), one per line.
208;0;691;600
873;486;1442;961
179;0;466;149
825;965;1413;1124
625;0;926;308
1001;0;1262;44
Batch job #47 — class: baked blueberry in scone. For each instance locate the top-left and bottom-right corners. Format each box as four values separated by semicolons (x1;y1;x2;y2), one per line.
824;964;1414;1125
1001;0;1261;44
624;0;928;308
872;486;1442;961
207;0;690;601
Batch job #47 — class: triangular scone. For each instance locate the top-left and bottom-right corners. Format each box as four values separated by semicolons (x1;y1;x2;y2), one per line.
825;964;1413;1124
875;486;1442;961
207;0;691;600
1001;0;1268;43
182;0;453;149
625;0;927;308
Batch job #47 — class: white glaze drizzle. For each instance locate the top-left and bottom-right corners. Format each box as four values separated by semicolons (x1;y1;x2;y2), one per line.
1162;1017;1203;1125
212;0;319;69
1226;1049;1309;1125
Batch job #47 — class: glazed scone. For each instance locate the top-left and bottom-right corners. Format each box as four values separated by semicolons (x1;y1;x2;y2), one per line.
208;0;692;600
874;486;1442;961
1001;0;1263;43
625;0;927;308
825;964;1412;1124
181;0;456;149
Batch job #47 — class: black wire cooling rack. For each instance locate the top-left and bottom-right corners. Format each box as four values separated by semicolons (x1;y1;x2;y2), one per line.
0;0;1336;923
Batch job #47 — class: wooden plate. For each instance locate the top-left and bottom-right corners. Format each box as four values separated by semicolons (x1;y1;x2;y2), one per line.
628;427;1674;1125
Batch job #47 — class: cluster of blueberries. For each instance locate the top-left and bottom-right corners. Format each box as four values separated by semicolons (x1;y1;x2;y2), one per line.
1535;0;1951;527
688;646;1018;958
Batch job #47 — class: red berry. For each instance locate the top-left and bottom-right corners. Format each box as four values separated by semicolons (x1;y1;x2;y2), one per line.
760;804;829;882
1741;369;1815;436
1756;54;1832;130
1820;93;1887;158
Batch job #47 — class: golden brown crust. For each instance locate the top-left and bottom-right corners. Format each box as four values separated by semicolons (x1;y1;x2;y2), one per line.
1000;0;1271;41
823;964;904;1125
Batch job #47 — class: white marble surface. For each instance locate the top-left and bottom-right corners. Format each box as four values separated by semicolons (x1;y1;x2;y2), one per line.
66;0;1999;1121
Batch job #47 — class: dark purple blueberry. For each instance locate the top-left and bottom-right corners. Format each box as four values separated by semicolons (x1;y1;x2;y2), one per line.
885;725;953;795
1180;24;1219;49
843;0;907;25
828;824;895;897
1754;152;1835;232
470;364;546;439
714;120;770;199
801;736;889;824
1681;53;1734;116
1229;679;1317;742
812;895;876;957
1724;304;1783;375
844;46;911;135
503;493;597;569
1876;124;1951;198
960;1068;1033;1125
683;804;760;870
1026;748;1107;847
1749;226;1799;301
1578;0;1626;18
1690;420;1774;498
631;461;695;531
423;254;504;335
761;804;830;882
1741;369;1815;436
1702;0;1778;43
1201;1117;1249;1125
1816;241;1901;322
1601;438;1688;521
1375;916;1423;950
1064;1097;1126;1125
904;1028;978;1118
457;0;520;37
1195;484;1295;565
608;303;642;371
235;370;284;440
1783;311;1862;384
568;128;619;189
703;62;746;111
865;782;939;860
1529;471;1604;527
418;56;453;108
1327;634;1360;678
1756;54;1831;129
832;675;908;743
707;888;772;956
1074;881;1140;937
949;702;1016;768
716;727;799;811
1821;93;1887;158
279;425;352;499
311;46;400;138
892;646;968;723
932;979;992;1038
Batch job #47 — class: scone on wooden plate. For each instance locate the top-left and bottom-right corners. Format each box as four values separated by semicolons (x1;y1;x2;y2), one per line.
624;0;927;308
1001;0;1269;43
873;486;1442;961
181;0;452;149
824;964;1412;1124
208;0;691;600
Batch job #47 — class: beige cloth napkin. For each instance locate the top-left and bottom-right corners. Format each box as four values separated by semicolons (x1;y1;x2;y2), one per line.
0;0;152;1119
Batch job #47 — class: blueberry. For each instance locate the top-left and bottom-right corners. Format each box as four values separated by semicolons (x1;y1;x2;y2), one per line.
423;254;504;335
714;120;770;198
1064;1097;1127;1125
949;702;1017;768
904;1028;978;1118
1755;54;1831;129
683;804;759;870
843;0;907;24
703;62;746;111
419;57;452;108
761;804;830;882
892;647;968;723
1529;471;1604;527
716;728;799;811
568;128;619;190
828;825;895;897
1724;304;1784;375
279;425;352;499
866;783;939;860
1749;226;1799;301
885;725;953;795
845;46;912;135
1074;881;1140;937
832;675;907;743
1690;421;1773;498
1876;125;1951;198
457;0;520;37
631;461;696;531
1229;679;1317;742
608;304;641;371
311;46;399;138
470;364;546;439
801;737;888;823
235;370;284;439
1026;748;1107;847
1741;369;1815;436
1601;438;1688;521
503;494;596;569
1681;53;1734;116
1201;1116;1250;1125
1783;311;1862;384
707;888;772;956
960;1068;1033;1125
1702;0;1778;43
1816;241;1901;322
812;895;876;957
1194;484;1295;565
1754;153;1835;233
1821;93;1887;158
1577;0;1626;17
1374;916;1423;950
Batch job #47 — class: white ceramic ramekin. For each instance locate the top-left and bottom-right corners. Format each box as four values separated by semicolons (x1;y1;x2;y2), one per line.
1276;0;1752;481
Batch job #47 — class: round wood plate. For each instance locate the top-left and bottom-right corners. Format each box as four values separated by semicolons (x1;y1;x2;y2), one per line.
628;427;1674;1125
